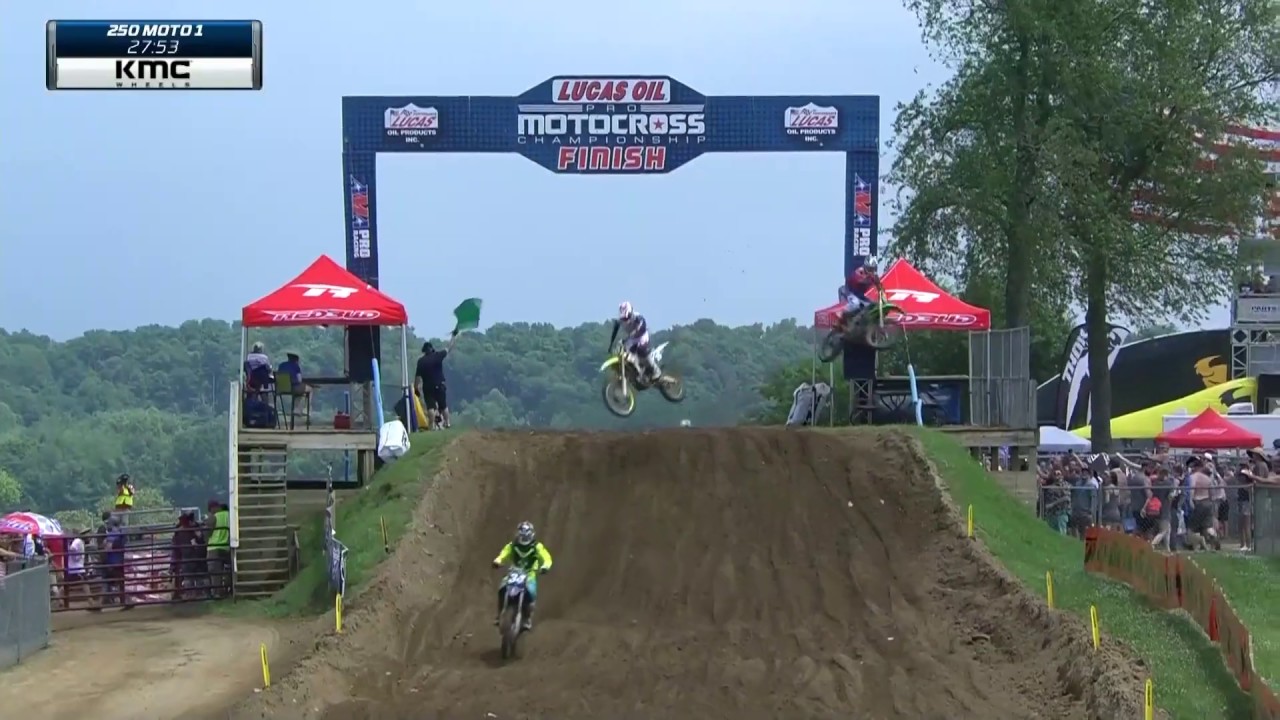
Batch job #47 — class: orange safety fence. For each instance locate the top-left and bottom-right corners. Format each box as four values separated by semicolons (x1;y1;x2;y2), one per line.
1083;527;1280;719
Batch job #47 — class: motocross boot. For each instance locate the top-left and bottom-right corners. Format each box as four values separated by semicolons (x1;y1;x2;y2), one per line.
522;601;535;630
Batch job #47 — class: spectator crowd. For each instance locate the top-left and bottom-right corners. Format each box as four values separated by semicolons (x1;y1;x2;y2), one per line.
0;495;233;611
1037;446;1276;553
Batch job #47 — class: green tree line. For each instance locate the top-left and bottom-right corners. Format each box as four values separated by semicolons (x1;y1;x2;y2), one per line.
888;0;1277;449
0;307;1081;520
0;318;814;516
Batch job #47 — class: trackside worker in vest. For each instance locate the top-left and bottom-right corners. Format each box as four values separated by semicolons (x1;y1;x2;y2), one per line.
114;474;135;512
205;500;231;598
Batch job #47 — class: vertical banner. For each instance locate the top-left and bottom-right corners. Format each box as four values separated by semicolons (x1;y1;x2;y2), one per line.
845;152;879;275
342;152;380;287
1056;322;1131;429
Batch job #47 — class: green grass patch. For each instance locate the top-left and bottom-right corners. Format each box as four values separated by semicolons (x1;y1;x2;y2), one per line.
1196;553;1280;692
222;430;455;618
913;428;1250;719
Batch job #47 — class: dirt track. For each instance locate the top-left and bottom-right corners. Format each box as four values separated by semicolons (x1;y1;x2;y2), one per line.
230;428;1149;719
0;607;283;720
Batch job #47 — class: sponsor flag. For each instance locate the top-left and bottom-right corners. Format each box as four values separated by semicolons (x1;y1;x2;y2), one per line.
1057;323;1131;429
452;298;483;334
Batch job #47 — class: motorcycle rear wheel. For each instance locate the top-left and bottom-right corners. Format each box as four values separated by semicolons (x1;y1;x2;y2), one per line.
602;376;637;417
818;329;845;362
500;600;522;660
864;320;903;350
657;375;685;403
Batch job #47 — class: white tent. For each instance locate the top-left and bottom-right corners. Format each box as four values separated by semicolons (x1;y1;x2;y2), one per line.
1039;426;1091;453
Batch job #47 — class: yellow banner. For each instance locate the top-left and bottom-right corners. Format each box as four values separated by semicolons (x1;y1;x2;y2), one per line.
1075;378;1256;439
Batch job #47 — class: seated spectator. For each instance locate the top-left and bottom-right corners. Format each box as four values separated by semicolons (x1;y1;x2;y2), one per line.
277;351;304;387
244;341;273;391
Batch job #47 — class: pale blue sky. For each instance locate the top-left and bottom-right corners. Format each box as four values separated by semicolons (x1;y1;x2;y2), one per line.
0;1;1228;340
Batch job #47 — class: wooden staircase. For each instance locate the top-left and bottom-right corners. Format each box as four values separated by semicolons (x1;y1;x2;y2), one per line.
234;443;293;599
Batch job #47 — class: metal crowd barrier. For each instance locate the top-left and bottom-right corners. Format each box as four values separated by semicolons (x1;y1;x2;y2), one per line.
43;524;230;612
0;562;52;668
1036;482;1257;547
1252;485;1280;556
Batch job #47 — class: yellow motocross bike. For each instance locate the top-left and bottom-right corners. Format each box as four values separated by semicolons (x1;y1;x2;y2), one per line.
599;341;685;418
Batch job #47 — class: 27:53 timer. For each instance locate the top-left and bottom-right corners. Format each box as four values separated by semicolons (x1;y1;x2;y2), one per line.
127;39;180;55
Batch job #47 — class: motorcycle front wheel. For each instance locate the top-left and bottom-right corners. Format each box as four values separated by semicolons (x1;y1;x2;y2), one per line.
500;599;522;660
602;375;637;417
657;374;685;403
817;329;845;362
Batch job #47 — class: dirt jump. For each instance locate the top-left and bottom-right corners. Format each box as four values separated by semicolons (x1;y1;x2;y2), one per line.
230;428;1149;720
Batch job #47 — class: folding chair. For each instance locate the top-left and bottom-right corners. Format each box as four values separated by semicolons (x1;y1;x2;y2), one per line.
274;373;312;430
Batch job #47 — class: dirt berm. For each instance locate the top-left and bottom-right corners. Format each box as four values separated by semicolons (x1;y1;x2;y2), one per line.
229;428;1149;720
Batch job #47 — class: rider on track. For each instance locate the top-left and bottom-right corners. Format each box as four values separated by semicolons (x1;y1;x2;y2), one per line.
609;301;658;381
837;266;879;326
492;521;554;630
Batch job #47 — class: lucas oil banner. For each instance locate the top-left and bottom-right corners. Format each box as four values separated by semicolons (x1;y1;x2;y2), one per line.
340;75;881;286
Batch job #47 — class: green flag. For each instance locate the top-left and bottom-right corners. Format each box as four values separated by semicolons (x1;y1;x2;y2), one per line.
453;298;483;333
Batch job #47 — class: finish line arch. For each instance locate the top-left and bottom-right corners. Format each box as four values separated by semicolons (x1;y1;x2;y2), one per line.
339;75;880;372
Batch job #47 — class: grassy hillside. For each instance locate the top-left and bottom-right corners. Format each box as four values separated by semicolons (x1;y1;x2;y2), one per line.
915;428;1249;719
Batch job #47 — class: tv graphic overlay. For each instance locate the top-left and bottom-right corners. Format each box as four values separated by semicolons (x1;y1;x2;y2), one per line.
46;20;262;90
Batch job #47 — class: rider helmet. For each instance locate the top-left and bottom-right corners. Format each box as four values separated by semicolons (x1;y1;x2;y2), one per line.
117;473;130;485
515;521;535;546
618;301;633;320
848;266;875;290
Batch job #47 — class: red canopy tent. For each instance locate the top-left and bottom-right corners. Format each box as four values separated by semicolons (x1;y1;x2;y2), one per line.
813;259;992;331
239;255;413;434
1155;408;1261;449
242;255;407;327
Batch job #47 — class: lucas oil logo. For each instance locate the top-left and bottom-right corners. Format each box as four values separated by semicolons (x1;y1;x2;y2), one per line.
384;103;439;144
517;77;706;172
785;103;838;143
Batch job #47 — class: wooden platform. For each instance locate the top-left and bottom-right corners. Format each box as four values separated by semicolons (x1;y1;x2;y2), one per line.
938;425;1036;448
239;427;377;451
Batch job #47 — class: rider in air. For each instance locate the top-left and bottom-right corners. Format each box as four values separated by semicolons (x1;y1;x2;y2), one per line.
492;521;554;630
837;265;879;327
609;301;658;381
